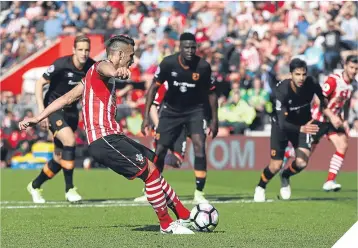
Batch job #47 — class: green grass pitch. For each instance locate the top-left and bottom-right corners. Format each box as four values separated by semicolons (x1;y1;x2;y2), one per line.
1;169;357;248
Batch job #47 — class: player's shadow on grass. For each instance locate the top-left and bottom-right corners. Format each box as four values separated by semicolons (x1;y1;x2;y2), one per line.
132;225;159;232
294;188;357;193
85;197;142;202
84;194;253;203
73;224;142;230
202;194;253;201
132;225;226;234
289;196;357;201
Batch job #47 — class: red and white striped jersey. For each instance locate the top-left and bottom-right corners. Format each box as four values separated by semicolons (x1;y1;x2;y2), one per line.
153;82;168;106
311;71;353;122
81;61;122;144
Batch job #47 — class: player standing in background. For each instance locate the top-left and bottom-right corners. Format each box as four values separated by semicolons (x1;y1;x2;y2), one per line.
134;82;188;202
254;58;341;202
141;32;218;204
310;55;358;191
19;35;194;234
27;35;96;203
151;83;188;169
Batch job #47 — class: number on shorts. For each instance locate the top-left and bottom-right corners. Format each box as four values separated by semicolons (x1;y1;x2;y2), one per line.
203;119;207;130
306;134;312;147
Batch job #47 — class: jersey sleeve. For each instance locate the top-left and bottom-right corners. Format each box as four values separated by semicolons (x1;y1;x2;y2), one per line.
322;77;337;97
153;58;170;85
153;83;168;105
42;59;63;81
275;88;301;132
312;79;328;109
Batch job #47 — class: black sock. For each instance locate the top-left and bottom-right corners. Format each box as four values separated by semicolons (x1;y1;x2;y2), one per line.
155;153;166;173
195;177;206;191
63;168;74;192
258;166;275;189
32;171;50;189
281;161;303;178
32;159;61;188
61;146;76;192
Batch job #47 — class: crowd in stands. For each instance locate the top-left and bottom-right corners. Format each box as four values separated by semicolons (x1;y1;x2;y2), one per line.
1;1;358;167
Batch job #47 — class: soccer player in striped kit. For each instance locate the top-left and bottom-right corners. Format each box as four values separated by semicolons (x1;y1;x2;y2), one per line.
310;55;358;191
19;35;194;234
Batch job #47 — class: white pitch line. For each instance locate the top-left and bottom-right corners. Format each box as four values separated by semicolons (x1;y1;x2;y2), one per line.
0;199;275;209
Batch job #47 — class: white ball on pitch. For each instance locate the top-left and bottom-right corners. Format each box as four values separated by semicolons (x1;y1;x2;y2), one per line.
190;203;219;232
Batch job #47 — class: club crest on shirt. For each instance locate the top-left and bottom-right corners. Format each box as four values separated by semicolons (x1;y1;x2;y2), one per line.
136;154;144;163
56;120;63;126
192;73;200;81
46;65;55;75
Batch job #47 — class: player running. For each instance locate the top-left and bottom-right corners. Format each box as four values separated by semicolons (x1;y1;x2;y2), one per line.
310;55;358;191
27;35;95;203
141;32;219;204
19;35;194;234
253;58;341;202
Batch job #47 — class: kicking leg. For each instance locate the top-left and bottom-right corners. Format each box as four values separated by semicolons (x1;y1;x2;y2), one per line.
139;162;193;234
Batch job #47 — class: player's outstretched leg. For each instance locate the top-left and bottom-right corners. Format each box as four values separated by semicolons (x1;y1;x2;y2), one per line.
159;174;191;227
28;159;62;203
142;166;194;234
134;144;169;202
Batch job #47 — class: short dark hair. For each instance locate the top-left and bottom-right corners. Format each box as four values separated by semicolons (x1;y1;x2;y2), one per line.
289;58;307;72
74;35;90;48
180;32;196;42
345;55;358;64
105;35;135;55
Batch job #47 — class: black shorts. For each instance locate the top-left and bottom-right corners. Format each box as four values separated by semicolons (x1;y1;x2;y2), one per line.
270;123;312;160
48;110;78;148
156;105;206;147
88;134;156;179
154;127;187;159
312;120;346;144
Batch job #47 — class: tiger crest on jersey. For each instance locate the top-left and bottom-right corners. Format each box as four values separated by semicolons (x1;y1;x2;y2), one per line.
56;120;63;126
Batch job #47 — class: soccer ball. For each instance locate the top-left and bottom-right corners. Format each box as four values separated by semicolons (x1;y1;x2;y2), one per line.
190;203;219;232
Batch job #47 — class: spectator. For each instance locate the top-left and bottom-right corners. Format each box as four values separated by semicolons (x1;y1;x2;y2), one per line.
125;108;144;136
246;77;272;130
139;41;159;72
287;25;308;56
44;10;62;39
323;20;342;73
218;91;256;134
303;37;324;80
241;39;260;72
340;11;358;50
